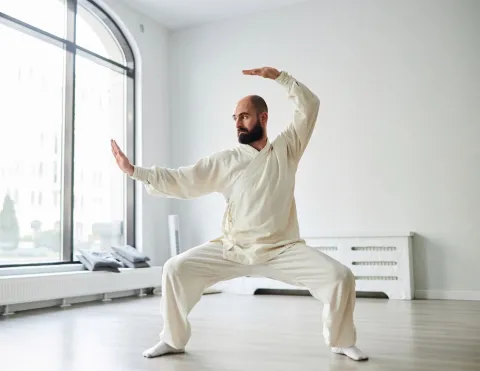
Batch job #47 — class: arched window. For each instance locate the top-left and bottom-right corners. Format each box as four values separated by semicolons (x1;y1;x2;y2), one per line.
0;0;135;267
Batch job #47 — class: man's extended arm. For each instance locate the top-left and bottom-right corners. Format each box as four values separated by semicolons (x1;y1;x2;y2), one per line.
111;139;225;199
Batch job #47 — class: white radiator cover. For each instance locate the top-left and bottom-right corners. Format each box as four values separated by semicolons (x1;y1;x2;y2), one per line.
214;233;415;300
0;267;163;309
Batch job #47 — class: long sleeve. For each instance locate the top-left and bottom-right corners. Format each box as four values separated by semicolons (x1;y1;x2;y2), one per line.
130;152;228;199
276;71;320;161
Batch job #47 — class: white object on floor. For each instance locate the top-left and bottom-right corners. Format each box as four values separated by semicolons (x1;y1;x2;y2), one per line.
168;214;181;257
213;233;415;300
203;286;222;294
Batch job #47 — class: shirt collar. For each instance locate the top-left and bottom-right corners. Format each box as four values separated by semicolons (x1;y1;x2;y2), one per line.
239;138;271;157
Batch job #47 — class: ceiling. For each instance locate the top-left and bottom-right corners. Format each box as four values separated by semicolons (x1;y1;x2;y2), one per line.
121;0;311;30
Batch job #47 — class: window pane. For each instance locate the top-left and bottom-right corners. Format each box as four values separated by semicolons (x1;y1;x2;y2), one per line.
0;0;66;38
76;4;125;65
73;54;126;256
0;23;65;265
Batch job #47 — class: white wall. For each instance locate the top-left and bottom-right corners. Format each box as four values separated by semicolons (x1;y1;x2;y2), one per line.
101;0;172;266
169;0;480;298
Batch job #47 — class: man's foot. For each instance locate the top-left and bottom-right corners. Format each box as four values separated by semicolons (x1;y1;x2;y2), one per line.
331;346;369;361
143;341;185;358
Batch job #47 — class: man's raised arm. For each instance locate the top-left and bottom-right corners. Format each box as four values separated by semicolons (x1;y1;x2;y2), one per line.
275;71;320;159
242;67;320;160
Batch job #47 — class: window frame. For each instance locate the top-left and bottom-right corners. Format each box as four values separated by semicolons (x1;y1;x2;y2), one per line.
0;0;136;268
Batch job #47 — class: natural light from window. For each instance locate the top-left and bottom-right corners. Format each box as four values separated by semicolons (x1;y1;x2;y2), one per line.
0;0;133;266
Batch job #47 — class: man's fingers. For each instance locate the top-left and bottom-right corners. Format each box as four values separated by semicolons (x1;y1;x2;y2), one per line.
111;139;125;157
111;139;131;173
242;69;260;75
112;149;121;162
111;140;118;154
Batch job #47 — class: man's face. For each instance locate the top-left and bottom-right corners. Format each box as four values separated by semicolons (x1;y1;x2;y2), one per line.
233;97;266;144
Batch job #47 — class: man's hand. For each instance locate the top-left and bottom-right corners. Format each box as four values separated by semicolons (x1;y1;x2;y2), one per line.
111;139;134;176
242;67;281;80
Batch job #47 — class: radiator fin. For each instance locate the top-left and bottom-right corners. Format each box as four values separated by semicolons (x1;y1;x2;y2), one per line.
355;276;399;280
313;246;338;252
352;261;397;266
351;246;396;251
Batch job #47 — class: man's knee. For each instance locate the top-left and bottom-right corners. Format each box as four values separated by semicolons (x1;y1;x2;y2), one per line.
163;255;189;278
332;264;354;286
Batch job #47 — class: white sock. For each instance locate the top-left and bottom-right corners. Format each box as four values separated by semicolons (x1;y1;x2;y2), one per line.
142;341;185;358
331;346;368;361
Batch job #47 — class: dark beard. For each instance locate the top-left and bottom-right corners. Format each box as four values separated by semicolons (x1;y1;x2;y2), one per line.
238;120;264;144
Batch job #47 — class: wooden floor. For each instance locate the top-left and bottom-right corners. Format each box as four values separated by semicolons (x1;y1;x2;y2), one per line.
1;293;480;371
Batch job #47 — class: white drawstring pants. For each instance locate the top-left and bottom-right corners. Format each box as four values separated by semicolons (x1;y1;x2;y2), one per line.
159;241;357;350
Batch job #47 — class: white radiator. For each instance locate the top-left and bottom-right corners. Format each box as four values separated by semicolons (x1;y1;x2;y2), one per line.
214;233;415;300
0;267;163;315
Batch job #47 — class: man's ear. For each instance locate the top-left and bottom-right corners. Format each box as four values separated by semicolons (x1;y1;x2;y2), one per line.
260;112;268;125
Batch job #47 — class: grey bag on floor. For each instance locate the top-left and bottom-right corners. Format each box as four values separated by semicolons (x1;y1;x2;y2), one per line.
112;245;150;263
77;249;123;272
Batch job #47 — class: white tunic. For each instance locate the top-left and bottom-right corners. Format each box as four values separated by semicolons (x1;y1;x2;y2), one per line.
131;71;320;265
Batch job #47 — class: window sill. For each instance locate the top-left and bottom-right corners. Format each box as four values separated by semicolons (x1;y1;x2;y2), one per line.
0;263;84;277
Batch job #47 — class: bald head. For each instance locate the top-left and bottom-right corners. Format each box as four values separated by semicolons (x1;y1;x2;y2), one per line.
233;94;269;146
235;95;268;116
248;95;268;114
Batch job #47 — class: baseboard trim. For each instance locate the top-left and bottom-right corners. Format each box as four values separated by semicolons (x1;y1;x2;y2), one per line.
415;290;480;301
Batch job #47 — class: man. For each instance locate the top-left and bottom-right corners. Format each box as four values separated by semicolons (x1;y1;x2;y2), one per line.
111;67;368;362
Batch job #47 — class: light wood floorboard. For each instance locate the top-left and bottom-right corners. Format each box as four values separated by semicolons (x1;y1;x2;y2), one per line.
1;293;479;371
